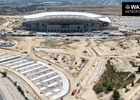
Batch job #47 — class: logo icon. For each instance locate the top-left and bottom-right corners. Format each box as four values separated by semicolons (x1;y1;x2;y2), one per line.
125;5;130;9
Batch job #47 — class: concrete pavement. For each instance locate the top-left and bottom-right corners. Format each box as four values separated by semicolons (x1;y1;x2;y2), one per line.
86;60;103;86
0;92;4;100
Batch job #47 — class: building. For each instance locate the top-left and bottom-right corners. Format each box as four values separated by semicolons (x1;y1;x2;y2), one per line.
20;11;111;33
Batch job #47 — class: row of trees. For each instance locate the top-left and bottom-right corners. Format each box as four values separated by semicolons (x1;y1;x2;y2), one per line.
1;71;29;100
15;83;29;100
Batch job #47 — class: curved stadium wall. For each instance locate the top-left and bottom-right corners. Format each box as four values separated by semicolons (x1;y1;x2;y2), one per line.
21;11;111;33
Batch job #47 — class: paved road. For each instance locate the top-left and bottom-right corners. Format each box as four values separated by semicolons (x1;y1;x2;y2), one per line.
0;70;34;100
0;92;4;100
7;73;34;100
0;74;15;100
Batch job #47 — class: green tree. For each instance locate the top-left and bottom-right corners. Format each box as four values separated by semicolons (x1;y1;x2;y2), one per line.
112;90;120;100
2;71;7;77
14;81;17;86
21;90;24;95
132;81;134;87
107;60;111;64
132;62;135;67
25;97;29;100
107;83;113;91
93;85;96;90
125;87;130;92
131;73;136;77
96;88;101;93
96;87;103;93
100;87;103;92
82;59;85;63
18;86;22;92
103;80;109;87
123;83;126;88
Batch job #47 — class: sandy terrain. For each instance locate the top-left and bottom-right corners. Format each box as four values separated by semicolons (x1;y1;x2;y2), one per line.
1;35;140;100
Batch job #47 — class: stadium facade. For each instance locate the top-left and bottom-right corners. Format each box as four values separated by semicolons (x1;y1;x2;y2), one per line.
21;11;111;33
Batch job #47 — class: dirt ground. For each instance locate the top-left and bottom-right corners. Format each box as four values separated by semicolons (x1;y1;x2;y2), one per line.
1;35;140;100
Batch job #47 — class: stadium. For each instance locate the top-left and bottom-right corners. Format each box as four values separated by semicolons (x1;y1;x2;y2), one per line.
21;11;111;33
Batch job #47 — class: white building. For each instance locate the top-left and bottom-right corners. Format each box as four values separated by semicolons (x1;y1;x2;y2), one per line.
21;11;111;33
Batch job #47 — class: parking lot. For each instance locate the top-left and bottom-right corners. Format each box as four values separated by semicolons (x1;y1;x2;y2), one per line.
0;50;69;100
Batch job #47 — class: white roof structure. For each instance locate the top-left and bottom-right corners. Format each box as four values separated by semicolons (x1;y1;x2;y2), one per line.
20;11;111;23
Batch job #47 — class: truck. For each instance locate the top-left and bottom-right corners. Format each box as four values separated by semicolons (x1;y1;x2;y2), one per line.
136;56;140;58
72;89;77;95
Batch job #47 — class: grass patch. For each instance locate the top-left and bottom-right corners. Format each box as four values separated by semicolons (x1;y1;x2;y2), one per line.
93;59;135;94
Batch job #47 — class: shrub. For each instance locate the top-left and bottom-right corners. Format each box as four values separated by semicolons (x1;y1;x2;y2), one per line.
107;60;111;64
82;59;85;63
107;83;113;91
125;87;130;92
130;73;136;77
123;84;126;88
96;88;101;93
100;87;103;92
2;71;7;77
14;81;17;86
132;62;135;67
21;90;24;95
96;87;103;93
110;65;114;69
112;90;120;100
132;81;134;87
25;97;29;100
103;80;109;87
93;85;96;90
18;86;22;91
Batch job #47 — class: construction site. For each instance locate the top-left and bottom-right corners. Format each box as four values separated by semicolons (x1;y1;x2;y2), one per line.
0;13;140;100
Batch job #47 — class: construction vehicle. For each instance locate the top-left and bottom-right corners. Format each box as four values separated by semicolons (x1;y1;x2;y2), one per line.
136;56;140;58
72;89;77;95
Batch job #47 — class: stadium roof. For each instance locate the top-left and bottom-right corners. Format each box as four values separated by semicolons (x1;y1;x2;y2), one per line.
20;11;111;23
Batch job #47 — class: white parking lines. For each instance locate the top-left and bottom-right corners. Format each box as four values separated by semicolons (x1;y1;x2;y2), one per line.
31;72;55;81
0;56;18;62
0;55;13;59
15;63;39;71
42;75;60;83
21;66;45;74
53;89;61;92
10;61;35;69
48;82;58;87
40;87;47;91
5;59;28;66
0;57;22;65
45;92;52;97
36;83;41;85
